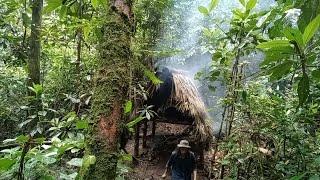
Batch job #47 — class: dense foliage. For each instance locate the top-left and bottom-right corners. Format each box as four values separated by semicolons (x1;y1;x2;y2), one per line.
0;0;319;179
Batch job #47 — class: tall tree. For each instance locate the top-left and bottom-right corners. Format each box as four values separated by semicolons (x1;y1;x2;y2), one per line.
82;0;134;179
27;0;43;87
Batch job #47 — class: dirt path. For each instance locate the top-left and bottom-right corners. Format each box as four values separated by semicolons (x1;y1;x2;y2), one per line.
126;122;210;180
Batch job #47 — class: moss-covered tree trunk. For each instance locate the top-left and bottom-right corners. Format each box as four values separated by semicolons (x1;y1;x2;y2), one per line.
28;0;42;87
83;0;133;179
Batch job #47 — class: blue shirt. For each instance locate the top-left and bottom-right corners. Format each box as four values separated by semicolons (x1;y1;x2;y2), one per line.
166;151;196;180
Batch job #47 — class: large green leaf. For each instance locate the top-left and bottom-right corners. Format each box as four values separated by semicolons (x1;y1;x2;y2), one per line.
260;44;294;66
67;158;83;167
268;61;293;81
261;51;292;65
76;121;88;130
124;100;133;114
0;158;16;171
303;14;320;44
208;0;219;12
283;27;304;49
297;74;310;105
126;116;144;128
59;5;67;18
144;69;162;85
246;0;257;11
198;6;209;16
44;0;62;14
239;0;246;6
16;135;29;144
289;173;307;180
257;40;292;50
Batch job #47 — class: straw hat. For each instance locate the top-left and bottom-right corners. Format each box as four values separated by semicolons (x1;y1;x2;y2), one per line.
177;140;191;148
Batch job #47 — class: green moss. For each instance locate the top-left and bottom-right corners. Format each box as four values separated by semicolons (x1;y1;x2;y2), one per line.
81;5;133;180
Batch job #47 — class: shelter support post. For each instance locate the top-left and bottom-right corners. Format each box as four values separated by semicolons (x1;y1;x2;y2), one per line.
134;122;140;157
142;121;148;148
199;148;204;169
152;120;156;138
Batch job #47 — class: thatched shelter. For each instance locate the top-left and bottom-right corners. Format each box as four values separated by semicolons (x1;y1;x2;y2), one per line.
135;68;213;159
151;68;213;142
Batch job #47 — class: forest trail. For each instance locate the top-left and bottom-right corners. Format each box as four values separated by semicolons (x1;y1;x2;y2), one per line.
126;123;210;180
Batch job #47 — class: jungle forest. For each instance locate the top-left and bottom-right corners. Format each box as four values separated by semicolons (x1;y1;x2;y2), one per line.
0;0;320;179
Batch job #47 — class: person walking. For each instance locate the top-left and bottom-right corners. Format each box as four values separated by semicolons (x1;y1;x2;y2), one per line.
161;140;197;180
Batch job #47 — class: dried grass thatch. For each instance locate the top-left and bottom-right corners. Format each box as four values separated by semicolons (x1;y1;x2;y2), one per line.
167;70;213;143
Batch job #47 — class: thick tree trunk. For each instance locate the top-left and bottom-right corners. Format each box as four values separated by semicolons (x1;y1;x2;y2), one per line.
27;0;42;87
25;0;43;133
82;0;133;179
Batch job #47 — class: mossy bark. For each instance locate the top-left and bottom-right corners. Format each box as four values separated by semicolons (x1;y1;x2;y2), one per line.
82;0;133;179
28;0;42;87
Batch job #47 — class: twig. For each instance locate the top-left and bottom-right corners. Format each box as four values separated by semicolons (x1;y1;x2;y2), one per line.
17;136;32;180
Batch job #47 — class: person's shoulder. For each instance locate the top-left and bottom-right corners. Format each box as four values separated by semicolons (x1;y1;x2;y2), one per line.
171;151;178;156
189;151;196;158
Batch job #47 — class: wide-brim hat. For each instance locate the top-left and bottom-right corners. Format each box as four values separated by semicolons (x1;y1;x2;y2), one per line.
177;140;191;148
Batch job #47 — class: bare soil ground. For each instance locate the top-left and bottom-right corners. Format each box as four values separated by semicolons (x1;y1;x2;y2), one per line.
125;122;210;180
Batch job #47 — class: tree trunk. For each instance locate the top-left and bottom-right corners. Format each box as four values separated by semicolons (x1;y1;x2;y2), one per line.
25;0;43;133
27;0;42;87
82;0;133;179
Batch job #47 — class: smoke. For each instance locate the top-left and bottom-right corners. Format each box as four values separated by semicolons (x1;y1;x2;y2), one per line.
155;0;275;134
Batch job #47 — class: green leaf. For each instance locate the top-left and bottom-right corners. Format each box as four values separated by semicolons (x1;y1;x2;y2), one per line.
257;11;271;27
119;153;132;162
257;40;292;50
312;70;320;81
303;14;320;44
283;27;304;49
18;119;33;128
83;25;91;40
126;116;144;128
314;156;320;164
22;13;31;27
198;6;209;16
0;158;16;171
309;175;320;180
297;74;310;106
40;175;55;180
67;158;83;167
91;0;98;9
268;61;293;81
59;5;67;18
290;173;307;180
124;100;133;114
208;0;219;12
16;135;29;144
91;0;102;9
44;0;62;14
144;69;163;85
28;84;43;96
82;155;96;169
76;121;88;129
34;137;46;144
221;159;230;165
59;173;78;180
239;0;246;6
246;0;257;11
241;90;247;103
261;46;294;65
